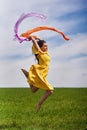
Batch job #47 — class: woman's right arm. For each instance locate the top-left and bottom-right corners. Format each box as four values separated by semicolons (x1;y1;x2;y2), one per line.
30;36;41;52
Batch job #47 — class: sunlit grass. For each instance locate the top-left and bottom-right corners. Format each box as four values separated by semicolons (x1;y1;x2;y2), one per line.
0;88;87;130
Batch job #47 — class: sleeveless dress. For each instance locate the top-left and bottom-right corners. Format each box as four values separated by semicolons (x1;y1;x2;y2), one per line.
27;46;54;90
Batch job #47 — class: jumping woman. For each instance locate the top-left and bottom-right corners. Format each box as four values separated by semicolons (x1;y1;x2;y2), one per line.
21;36;54;112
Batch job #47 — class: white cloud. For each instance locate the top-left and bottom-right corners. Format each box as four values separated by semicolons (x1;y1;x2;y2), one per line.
0;0;87;87
48;33;87;87
50;33;87;59
48;56;87;87
0;33;87;87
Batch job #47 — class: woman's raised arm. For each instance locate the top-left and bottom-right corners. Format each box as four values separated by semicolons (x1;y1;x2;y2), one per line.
30;36;41;52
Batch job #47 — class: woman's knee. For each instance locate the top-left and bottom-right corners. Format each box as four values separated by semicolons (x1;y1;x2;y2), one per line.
48;90;54;94
50;90;54;94
30;85;39;93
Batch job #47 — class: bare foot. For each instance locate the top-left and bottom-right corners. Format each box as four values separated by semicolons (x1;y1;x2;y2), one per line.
21;69;28;79
36;103;41;112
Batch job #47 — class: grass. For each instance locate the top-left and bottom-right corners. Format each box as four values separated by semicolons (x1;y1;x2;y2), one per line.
0;88;87;130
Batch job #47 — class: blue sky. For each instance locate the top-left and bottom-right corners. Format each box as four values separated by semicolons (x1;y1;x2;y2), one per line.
0;0;87;87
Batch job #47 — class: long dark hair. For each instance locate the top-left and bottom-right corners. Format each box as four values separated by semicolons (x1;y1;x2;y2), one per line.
35;39;46;63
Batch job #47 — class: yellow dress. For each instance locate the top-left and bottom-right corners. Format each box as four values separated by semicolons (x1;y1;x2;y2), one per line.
27;45;54;90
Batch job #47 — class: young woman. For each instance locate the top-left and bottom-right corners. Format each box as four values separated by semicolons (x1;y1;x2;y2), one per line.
21;36;54;112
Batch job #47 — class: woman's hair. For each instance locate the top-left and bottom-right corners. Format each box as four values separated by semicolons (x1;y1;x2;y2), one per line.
36;39;46;47
35;39;46;63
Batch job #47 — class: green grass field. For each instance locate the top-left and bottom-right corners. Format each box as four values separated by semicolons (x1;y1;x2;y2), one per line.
0;88;87;130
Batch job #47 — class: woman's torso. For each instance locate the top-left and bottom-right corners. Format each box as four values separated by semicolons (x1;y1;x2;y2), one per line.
37;51;50;67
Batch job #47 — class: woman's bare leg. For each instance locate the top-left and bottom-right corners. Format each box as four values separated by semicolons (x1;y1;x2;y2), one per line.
21;68;39;93
30;84;39;93
37;90;53;112
21;69;28;79
21;68;53;111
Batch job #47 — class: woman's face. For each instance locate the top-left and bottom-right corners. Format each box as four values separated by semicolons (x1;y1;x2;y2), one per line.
40;43;48;52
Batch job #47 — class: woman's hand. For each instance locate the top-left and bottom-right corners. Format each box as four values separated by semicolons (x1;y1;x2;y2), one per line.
29;35;35;40
30;35;42;40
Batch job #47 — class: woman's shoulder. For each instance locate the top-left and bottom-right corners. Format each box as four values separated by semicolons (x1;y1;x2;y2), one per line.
32;44;48;55
39;50;48;55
